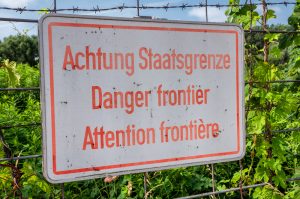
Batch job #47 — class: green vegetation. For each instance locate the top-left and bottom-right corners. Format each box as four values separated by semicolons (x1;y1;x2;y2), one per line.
0;0;299;198
0;34;39;66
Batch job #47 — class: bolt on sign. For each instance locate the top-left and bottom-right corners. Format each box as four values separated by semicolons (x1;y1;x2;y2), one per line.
39;14;245;183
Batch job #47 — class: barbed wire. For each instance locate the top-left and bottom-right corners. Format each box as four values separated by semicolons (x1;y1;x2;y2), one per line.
0;17;299;34
0;1;298;13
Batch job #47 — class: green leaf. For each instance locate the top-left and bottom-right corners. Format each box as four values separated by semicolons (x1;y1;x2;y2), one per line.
0;59;20;87
266;9;276;20
264;33;280;42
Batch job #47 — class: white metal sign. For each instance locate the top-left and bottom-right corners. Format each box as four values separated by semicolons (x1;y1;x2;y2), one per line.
39;14;245;183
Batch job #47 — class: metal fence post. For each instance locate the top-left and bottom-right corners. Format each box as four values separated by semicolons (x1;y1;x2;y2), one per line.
61;183;65;199
144;172;148;199
205;0;208;22
54;0;57;13
211;164;216;199
137;0;140;16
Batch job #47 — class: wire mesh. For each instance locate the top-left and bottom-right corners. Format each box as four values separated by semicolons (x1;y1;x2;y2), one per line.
0;0;299;198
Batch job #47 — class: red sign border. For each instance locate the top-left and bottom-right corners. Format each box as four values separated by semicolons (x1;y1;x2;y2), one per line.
47;22;241;175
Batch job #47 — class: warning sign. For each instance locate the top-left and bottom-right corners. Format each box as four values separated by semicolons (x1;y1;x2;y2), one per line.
39;14;245;183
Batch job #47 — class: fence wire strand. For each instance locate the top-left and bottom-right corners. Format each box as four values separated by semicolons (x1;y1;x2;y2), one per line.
0;122;41;129
0;154;42;162
0;2;298;13
175;177;300;199
0;127;298;162
0;1;299;198
0;18;299;35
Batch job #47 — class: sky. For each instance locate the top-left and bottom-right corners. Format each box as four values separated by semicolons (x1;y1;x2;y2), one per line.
0;0;297;40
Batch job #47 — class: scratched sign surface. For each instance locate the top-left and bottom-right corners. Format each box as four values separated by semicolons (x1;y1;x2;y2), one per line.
39;14;245;183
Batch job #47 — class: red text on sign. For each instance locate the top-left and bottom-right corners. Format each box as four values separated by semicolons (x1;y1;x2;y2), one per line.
139;47;231;75
160;119;220;143
82;125;156;150
62;45;134;76
157;84;210;106
92;86;151;114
